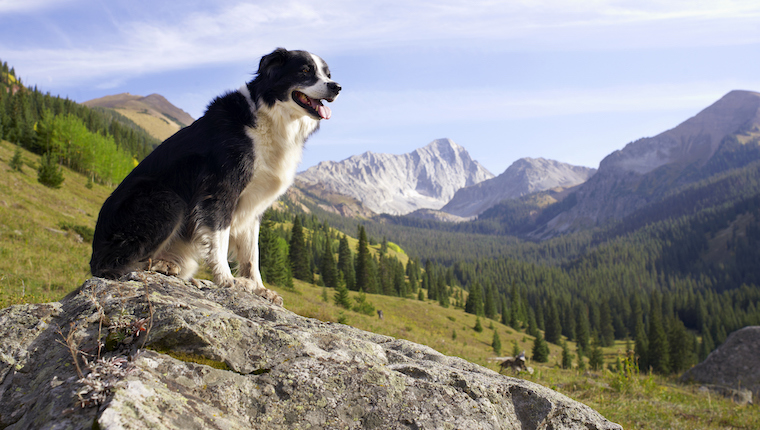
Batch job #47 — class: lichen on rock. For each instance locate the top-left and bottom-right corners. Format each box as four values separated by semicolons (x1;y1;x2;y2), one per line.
0;272;622;429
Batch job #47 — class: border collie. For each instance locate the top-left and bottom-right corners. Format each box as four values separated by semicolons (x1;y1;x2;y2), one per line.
90;48;340;305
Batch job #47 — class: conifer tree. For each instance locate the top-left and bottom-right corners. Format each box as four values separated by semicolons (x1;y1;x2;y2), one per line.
588;336;605;371
259;212;292;288
647;293;670;374
544;299;562;345
333;283;352;310
527;307;539;337
492;329;502;355
37;152;64;188
355;225;372;292
532;331;549;363
484;283;497;320
320;238;338;289
474;317;483;332
9;144;23;171
501;297;509;326
288;215;310;282
465;282;483;316
561;340;573;369
509;281;521;329
337;235;355;290
575;303;590;354
600;301;616;347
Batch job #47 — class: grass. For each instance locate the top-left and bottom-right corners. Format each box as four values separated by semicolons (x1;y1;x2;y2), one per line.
0;140;112;307
1;137;758;429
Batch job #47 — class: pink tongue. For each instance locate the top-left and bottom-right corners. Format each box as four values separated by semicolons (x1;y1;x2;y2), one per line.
317;104;331;120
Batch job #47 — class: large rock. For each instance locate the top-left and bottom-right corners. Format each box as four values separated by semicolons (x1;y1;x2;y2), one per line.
0;272;622;429
680;326;760;404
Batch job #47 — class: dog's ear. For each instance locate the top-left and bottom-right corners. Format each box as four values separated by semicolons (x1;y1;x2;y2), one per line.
258;48;289;78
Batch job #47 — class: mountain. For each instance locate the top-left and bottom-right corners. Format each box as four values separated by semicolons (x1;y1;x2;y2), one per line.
83;93;194;141
440;157;596;218
296;138;494;215
534;90;760;238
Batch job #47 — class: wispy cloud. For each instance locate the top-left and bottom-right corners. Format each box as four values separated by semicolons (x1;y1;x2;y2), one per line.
3;0;759;89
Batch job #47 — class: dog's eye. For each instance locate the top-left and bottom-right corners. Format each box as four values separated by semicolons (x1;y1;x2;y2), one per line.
302;66;311;73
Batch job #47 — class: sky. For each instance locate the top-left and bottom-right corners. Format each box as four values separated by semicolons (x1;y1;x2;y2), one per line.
1;1;759;175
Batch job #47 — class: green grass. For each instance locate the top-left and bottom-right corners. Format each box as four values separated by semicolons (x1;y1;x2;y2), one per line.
1;137;758;429
271;280;760;430
0;140;112;307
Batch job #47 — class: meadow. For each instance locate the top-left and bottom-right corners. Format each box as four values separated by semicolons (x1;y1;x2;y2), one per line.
1;138;758;429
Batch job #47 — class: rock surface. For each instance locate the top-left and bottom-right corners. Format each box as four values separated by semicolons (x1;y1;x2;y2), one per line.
297;138;494;215
680;325;760;404
0;272;622;430
441;157;596;218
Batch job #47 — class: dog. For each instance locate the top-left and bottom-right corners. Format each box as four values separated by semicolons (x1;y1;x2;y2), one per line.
90;48;340;305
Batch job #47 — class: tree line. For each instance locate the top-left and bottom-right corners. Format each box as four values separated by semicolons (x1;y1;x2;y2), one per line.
1;59;159;185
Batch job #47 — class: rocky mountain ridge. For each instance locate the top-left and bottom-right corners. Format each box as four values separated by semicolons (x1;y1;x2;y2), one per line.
297;138;494;215
0;272;622;429
441;157;596;218
533;90;760;238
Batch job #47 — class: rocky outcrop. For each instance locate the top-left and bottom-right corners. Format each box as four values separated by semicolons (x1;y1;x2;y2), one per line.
680;326;760;405
441;157;595;218
0;272;622;429
297;138;494;215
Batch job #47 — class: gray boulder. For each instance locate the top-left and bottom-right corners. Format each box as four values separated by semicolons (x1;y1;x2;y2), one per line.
0;272;622;429
680;326;760;405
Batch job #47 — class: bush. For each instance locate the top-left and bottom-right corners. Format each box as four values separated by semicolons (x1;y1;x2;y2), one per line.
9;145;23;171
37;152;64;188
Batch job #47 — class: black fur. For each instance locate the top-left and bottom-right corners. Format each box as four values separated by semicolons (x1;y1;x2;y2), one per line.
90;48;340;282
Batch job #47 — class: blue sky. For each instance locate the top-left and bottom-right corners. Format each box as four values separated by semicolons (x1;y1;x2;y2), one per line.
2;1;759;174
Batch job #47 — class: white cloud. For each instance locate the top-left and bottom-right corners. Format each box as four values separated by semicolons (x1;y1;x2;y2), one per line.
3;0;760;89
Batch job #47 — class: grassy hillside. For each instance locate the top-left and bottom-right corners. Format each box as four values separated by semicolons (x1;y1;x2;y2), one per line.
1;138;758;429
271;280;759;430
0;139;111;307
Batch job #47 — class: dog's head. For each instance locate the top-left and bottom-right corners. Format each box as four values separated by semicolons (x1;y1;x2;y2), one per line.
252;48;341;120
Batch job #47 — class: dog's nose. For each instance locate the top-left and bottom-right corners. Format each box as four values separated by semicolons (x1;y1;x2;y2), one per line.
328;82;342;94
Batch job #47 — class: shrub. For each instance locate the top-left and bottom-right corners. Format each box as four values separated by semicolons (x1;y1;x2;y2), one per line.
37;152;64;188
9;145;23;171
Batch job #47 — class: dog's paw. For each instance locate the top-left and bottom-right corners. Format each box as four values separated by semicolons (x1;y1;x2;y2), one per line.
226;277;283;306
147;260;180;276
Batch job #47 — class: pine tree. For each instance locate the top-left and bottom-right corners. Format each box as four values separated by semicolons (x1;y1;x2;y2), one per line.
259;213;292;288
320;238;339;289
600;301;616;347
509;281;520;329
9;144;23;171
544;299;562;345
492;329;502;355
532;331;549;363
526;307;539;337
484;283;497;320
561;340;573;369
647;293;670;374
474;317;483;333
575;304;590;354
37;152;64;188
333;283;352;309
464;282;483;316
501;297;509;326
588;336;605;371
337;235;355;290
634;319;649;371
355;225;372;292
288;216;310;282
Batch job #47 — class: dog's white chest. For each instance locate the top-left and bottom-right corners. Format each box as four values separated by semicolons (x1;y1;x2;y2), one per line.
231;114;314;229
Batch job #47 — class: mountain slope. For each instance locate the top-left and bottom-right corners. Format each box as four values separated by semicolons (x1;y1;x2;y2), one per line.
441;157;596;218
83;93;194;141
534;90;760;238
297;138;494;215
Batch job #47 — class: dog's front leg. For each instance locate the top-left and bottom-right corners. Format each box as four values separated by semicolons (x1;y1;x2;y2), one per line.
231;219;283;306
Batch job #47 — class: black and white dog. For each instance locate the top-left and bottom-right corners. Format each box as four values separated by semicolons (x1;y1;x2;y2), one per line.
90;48;340;305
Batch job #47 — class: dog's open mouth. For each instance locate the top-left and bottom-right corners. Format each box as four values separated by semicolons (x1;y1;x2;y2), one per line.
293;91;332;120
